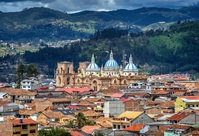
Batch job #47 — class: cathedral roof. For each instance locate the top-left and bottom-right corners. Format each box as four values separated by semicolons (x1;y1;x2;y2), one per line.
124;55;138;71
104;50;119;68
86;54;100;70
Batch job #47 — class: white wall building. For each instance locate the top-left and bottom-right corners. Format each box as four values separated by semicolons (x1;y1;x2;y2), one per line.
103;101;125;117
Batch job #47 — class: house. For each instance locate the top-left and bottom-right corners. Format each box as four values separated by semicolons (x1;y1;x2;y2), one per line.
124;99;143;111
0;103;19;116
0;118;38;136
95;117;113;128
0;88;36;104
103;100;125;117
164;124;194;136
37;109;64;126
20;77;41;90
81;125;101;135
124;124;150;135
179;111;199;125
112;111;154;130
167;111;192;124
174;96;199;112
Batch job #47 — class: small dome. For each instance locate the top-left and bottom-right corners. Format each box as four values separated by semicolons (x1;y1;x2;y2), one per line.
86;54;100;70
104;50;119;68
124;55;138;71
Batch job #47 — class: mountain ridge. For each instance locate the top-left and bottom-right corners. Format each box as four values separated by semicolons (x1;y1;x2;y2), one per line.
0;6;199;43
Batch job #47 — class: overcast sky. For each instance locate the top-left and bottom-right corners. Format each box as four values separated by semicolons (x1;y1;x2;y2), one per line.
0;0;199;13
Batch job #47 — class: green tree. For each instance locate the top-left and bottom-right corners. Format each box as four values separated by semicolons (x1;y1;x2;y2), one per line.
66;120;76;128
76;112;95;129
16;63;25;87
27;64;38;77
76;112;87;129
38;127;71;136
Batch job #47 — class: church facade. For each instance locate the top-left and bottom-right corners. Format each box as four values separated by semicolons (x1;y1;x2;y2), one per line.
56;51;147;91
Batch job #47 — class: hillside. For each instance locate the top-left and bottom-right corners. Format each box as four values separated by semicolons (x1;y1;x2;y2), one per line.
0;6;199;43
20;21;199;75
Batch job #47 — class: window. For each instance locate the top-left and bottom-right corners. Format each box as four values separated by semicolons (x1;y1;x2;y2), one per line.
30;124;36;126
22;125;28;130
113;125;116;129
30;130;36;133
13;132;20;134
21;134;28;136
123;125;126;129
118;125;120;129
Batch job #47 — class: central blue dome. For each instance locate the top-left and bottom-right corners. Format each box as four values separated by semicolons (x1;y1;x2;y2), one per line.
105;60;119;67
104;50;119;68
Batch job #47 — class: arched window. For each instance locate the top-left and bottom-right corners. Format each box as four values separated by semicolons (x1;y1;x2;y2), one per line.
67;77;70;85
93;80;97;91
67;67;70;73
61;67;63;74
114;80;117;84
124;80;127;85
77;79;80;83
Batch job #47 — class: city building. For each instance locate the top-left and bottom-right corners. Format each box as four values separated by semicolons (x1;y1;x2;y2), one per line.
56;51;147;91
0;118;38;136
174;96;199;112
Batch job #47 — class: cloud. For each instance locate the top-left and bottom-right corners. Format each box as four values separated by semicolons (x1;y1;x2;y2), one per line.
0;0;199;13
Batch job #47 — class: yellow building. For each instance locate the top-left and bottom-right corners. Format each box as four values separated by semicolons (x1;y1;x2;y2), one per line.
56;51;147;91
112;111;154;130
179;81;199;91
174;96;199;112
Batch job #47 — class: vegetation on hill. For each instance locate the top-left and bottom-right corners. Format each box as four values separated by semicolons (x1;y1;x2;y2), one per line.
0;6;199;43
19;21;199;75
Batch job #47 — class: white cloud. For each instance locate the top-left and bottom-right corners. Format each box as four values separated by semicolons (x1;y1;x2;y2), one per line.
0;0;199;12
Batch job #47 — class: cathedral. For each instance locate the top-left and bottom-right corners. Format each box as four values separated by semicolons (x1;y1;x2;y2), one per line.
56;51;147;91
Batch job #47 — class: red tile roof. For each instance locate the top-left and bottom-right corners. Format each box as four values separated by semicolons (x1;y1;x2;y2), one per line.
70;130;84;136
81;125;101;134
167;111;192;121
56;87;91;94
124;124;145;131
111;93;124;98
9;118;38;125
179;96;199;100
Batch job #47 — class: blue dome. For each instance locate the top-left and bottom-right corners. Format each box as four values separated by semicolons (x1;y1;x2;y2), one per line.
105;60;119;67
124;63;138;71
87;63;99;69
124;54;138;71
86;54;100;70
104;50;119;68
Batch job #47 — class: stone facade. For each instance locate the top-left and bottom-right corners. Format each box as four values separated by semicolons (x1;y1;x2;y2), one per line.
56;51;147;91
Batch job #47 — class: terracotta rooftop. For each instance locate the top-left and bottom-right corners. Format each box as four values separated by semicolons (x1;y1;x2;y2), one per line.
81;125;101;134
0;88;36;96
145;130;164;136
84;98;105;103
42;110;64;119
81;110;100;117
56;87;91;94
167;111;192;121
19;109;36;115
111;93;124;98
9;118;38;125
70;130;84;136
179;96;199;100
124;124;145;131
